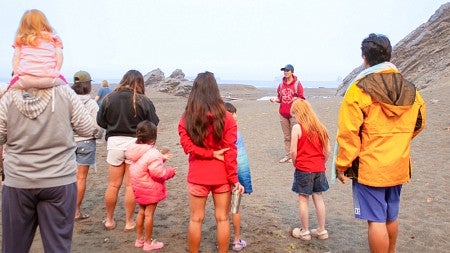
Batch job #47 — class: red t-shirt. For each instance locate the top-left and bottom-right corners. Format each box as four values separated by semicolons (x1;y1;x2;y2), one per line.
294;125;326;173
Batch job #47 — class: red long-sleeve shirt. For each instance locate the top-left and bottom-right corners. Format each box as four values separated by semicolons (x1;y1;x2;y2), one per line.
178;112;238;185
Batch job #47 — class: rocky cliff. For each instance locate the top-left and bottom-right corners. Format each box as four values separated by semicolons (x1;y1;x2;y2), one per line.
337;2;450;96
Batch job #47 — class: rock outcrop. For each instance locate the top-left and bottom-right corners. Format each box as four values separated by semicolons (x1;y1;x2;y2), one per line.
337;3;450;96
144;69;192;97
144;68;165;84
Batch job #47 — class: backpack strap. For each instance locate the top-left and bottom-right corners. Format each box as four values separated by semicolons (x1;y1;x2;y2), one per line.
294;80;300;97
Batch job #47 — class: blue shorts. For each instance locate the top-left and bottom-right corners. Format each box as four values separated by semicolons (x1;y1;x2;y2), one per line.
292;170;329;195
352;180;402;222
75;139;96;165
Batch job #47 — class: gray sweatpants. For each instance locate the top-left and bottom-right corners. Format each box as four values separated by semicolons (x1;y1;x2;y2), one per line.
2;183;77;253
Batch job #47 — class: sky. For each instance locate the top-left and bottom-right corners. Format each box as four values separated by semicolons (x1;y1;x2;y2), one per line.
0;0;448;85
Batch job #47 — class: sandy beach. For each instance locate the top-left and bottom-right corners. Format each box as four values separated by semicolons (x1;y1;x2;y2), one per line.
1;84;449;253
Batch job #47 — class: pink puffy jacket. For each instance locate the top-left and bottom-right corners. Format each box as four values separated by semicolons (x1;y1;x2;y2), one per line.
126;143;175;205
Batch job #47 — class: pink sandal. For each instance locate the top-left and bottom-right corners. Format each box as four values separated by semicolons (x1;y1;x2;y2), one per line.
143;239;164;251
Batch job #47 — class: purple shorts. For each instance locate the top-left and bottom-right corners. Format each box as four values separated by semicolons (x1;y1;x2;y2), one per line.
352;180;402;222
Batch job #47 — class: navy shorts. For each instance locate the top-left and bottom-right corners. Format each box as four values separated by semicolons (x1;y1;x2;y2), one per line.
75;139;96;165
352;180;402;222
292;170;329;195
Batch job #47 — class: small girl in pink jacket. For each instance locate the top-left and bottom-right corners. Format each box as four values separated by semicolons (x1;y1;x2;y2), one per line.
126;120;176;251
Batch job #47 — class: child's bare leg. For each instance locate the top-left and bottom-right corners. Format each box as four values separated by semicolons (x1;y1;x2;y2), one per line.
312;192;326;231
136;205;145;241
144;203;158;243
232;212;241;242
299;194;309;230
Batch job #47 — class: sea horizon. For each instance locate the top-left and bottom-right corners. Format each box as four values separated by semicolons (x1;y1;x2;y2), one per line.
0;77;340;89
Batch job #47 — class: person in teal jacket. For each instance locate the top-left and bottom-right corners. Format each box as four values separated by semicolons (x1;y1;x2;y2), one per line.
225;102;253;251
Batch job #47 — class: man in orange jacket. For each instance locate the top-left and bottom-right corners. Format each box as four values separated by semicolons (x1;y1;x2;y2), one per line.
335;33;426;253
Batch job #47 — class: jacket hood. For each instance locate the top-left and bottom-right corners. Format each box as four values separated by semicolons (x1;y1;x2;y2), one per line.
126;143;153;162
78;94;91;104
357;72;416;117
282;74;297;85
10;88;53;119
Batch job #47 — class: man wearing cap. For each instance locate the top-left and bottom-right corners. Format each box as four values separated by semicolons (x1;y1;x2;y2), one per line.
74;70;92;83
0;71;97;252
270;64;305;163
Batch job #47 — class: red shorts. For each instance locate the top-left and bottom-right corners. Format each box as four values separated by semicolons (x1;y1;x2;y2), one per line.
188;182;231;197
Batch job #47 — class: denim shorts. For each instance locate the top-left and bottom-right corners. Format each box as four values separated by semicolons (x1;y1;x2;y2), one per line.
75;139;96;165
292;170;329;195
352;180;402;222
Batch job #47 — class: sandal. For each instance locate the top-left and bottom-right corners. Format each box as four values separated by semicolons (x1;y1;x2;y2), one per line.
311;229;329;240
74;212;90;221
292;228;311;241
135;238;145;248
279;156;291;163
143;239;164;251
102;219;116;231
232;239;247;251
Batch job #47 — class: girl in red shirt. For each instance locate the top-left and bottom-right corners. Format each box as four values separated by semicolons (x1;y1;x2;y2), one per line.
178;72;244;253
289;99;330;241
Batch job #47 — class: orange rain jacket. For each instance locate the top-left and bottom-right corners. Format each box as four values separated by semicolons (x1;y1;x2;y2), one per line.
335;68;426;187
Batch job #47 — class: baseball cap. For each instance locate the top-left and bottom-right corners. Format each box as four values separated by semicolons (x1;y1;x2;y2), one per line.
280;64;294;72
74;71;92;83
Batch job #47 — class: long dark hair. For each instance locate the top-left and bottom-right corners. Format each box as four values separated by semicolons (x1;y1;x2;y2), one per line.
114;70;145;116
184;71;225;147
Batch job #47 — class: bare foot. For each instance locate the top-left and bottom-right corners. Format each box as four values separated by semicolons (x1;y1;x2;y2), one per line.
124;221;136;232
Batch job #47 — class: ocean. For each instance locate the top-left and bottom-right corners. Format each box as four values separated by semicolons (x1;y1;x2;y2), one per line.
217;79;339;89
0;77;339;89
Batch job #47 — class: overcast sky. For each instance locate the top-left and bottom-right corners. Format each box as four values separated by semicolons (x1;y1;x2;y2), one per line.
0;0;447;84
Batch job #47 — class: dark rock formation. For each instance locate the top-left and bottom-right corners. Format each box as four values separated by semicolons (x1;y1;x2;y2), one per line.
337;3;450;96
144;69;165;85
169;69;187;80
144;69;192;97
